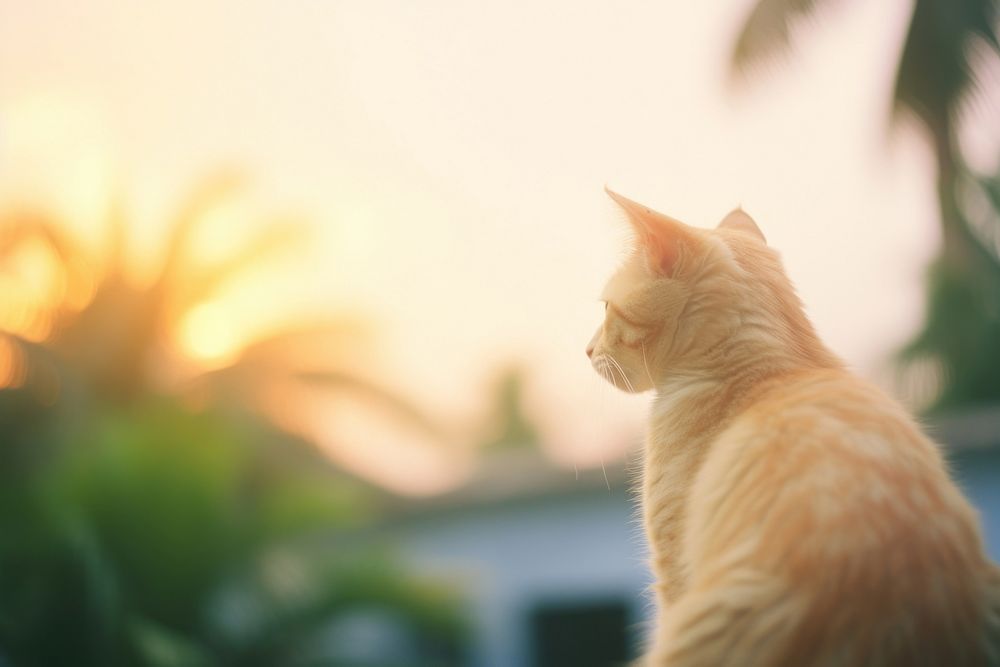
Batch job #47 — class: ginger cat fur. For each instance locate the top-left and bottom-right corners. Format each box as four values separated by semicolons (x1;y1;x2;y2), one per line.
587;189;1000;666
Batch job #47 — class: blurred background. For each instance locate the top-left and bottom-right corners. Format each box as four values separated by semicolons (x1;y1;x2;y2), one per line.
1;0;999;665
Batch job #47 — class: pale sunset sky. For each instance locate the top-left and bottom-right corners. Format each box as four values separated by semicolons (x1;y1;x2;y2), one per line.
0;0;969;493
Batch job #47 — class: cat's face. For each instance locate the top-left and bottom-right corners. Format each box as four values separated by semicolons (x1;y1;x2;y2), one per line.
587;189;775;393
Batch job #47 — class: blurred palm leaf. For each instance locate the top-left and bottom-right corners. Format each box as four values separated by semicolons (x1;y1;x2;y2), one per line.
892;0;999;145
171;217;309;314
731;0;1000;134
730;0;838;80
0;172;442;441
152;170;246;297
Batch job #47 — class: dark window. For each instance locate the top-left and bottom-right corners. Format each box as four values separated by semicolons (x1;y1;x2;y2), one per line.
529;599;633;667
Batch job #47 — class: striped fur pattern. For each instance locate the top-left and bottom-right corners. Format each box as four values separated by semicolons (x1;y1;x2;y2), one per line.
586;190;1000;666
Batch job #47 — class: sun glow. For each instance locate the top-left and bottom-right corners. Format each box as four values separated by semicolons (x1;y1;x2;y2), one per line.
178;301;241;366
0;239;65;342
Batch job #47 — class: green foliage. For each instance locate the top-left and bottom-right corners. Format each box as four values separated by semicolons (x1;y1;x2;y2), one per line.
902;253;1000;412
900;165;1000;411
0;396;466;666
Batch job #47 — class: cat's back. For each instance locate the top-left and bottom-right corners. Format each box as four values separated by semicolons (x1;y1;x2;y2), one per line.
682;369;1000;665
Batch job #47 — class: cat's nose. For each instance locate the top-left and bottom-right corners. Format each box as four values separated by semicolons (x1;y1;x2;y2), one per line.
586;344;594;359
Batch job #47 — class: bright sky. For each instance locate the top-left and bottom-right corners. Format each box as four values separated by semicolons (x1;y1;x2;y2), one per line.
0;0;953;492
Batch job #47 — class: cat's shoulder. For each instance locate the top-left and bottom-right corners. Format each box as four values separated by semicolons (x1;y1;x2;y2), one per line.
742;368;913;436
708;368;934;479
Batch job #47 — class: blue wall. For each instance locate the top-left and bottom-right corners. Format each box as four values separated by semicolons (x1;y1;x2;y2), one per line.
951;448;1000;559
387;489;653;667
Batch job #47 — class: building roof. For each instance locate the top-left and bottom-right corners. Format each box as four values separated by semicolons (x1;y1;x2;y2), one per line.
930;403;1000;451
380;449;634;519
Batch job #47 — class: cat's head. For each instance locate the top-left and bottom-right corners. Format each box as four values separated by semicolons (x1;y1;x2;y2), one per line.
587;189;825;393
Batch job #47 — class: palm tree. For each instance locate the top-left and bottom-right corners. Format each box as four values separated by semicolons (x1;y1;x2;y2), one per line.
730;0;1000;411
0;171;441;431
0;173;464;666
479;366;539;452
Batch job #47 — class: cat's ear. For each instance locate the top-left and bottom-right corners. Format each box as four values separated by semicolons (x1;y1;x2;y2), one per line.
718;207;766;244
605;187;699;276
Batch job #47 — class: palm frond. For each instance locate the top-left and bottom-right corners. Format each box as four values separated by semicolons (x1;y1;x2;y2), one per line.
233;319;373;366
960;169;1000;264
173;217;310;314
102;194;129;280
153;170;247;295
294;369;444;437
729;0;845;83
891;0;1000;142
184;317;437;435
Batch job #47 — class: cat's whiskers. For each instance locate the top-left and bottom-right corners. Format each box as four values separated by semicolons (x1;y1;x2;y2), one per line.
641;341;656;388
606;354;636;393
599;357;616;389
595;356;613;387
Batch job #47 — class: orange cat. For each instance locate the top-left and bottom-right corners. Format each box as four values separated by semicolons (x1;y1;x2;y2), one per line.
587;189;1000;666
